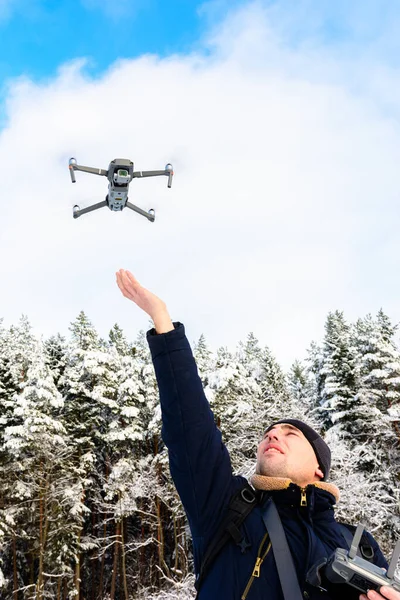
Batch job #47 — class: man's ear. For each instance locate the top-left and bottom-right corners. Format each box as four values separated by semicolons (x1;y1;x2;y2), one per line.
315;465;324;480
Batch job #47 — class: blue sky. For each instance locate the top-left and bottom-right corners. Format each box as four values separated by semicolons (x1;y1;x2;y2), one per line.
0;0;252;83
1;0;400;86
0;0;203;82
0;0;400;367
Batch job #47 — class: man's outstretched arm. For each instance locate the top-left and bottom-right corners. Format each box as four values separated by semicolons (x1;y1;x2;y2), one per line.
116;270;236;539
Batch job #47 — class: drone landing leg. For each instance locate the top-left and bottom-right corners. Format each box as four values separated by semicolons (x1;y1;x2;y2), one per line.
73;200;108;218
126;201;155;222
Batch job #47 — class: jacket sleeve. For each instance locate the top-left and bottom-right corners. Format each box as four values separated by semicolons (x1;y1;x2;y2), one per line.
146;322;236;538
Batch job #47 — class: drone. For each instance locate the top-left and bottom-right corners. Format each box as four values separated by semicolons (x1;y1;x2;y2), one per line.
68;157;173;222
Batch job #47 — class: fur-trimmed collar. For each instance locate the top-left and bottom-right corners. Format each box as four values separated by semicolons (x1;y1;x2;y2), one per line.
250;474;340;504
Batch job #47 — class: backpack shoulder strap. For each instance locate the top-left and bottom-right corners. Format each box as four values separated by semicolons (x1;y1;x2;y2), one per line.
337;522;375;561
194;482;260;594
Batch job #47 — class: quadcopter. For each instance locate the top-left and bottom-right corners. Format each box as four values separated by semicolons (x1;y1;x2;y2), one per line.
68;157;173;222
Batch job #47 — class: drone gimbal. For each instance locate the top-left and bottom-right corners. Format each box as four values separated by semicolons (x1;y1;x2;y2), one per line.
68;157;173;222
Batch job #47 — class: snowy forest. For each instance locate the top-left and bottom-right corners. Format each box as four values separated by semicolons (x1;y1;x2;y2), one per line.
0;308;399;600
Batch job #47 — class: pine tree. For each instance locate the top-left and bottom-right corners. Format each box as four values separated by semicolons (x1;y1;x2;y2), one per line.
0;318;37;456
1;342;86;599
109;323;134;356
237;332;263;381
193;334;212;386
286;359;315;415
69;310;100;351
43;333;68;386
352;312;400;477
260;345;289;401
317;311;357;437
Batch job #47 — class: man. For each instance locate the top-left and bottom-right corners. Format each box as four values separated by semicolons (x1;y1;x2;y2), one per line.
116;269;396;600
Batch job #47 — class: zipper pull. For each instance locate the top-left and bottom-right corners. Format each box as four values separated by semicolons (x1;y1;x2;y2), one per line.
252;557;262;578
300;487;307;507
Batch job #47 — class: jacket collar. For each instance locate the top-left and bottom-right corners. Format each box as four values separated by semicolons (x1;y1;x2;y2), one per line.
250;474;340;506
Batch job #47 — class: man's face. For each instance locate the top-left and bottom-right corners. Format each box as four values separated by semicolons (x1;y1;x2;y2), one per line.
256;423;324;486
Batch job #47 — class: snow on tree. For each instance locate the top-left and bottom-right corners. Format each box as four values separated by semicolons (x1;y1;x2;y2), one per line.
59;312;123;599
237;332;264;382
136;574;196;599
316;311;358;436
193;334;212;386
306;310;400;552
60;311;110;452
0;341;89;599
132;330;162;440
69;310;100;351
368;311;400;433
0;317;38;446
0;332;20;448
206;348;261;469
109;323;135;357
43;332;68;386
206;337;305;477
103;353;144;455
324;425;400;558
286;359;315;409
260;344;290;401
349;314;392;445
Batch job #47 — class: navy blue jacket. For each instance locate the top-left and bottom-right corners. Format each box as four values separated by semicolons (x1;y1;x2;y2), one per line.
147;323;389;600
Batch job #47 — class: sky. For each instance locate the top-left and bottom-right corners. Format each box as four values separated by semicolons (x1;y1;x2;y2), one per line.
1;0;400;369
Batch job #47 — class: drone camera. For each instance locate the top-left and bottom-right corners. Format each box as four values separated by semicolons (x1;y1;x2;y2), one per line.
113;169;131;186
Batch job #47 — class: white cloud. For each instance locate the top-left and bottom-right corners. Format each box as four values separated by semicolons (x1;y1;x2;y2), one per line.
1;2;400;368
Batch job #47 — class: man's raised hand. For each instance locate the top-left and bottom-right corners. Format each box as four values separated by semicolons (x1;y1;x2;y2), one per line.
116;270;174;333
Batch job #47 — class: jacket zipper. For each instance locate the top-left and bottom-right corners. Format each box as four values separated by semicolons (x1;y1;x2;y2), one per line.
241;532;272;600
300;486;307;507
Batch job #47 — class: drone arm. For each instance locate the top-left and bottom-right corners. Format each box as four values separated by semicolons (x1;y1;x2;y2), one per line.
69;159;108;184
133;165;174;188
126;201;155;222
74;164;108;177
132;170;166;178
73;200;108;218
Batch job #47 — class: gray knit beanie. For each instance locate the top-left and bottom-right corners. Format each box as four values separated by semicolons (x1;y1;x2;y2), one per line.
264;419;331;481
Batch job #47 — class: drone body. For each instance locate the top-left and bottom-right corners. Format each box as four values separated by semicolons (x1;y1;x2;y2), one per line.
69;157;173;222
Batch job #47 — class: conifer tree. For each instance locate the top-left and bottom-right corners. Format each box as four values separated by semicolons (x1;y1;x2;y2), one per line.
43;333;68;386
352;312;400;480
1;343;86;599
0;318;38;460
287;359;315;416
237;332;263;381
317;311;357;436
260;345;289;401
109;323;134;356
193;334;212;386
